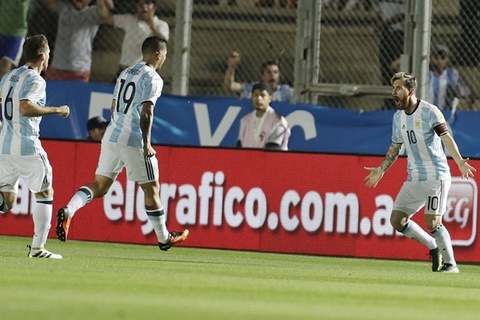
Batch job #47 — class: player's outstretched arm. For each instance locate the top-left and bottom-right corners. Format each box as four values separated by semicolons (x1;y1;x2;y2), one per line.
441;133;476;179
364;142;402;188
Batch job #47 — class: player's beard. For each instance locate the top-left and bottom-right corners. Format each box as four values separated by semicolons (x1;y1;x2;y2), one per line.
394;95;408;110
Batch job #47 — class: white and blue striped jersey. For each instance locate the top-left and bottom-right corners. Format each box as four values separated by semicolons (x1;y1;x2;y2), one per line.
104;61;163;148
392;100;450;181
0;66;46;156
426;66;471;110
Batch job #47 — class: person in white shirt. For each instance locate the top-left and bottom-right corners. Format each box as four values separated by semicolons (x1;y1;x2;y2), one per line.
99;0;169;76
364;72;476;273
237;82;290;150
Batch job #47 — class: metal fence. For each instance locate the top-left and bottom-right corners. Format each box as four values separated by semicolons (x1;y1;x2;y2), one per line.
9;0;479;110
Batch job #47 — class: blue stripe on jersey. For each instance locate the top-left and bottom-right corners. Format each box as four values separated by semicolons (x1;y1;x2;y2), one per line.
1;121;13;154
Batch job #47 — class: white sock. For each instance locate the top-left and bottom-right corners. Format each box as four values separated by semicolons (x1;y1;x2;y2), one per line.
401;221;437;250
432;225;456;265
67;186;94;217
31;199;53;249
146;208;169;243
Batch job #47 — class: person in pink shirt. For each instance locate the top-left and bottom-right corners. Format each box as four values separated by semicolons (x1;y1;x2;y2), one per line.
237;82;290;151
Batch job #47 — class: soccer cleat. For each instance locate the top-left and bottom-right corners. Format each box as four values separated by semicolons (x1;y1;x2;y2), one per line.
429;248;443;272
27;245;63;259
158;229;189;251
56;207;71;242
439;263;459;273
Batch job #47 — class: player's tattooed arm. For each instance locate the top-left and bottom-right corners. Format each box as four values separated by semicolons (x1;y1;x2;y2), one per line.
380;142;402;172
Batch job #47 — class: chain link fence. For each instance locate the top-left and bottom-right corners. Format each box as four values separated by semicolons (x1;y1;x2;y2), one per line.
4;0;478;111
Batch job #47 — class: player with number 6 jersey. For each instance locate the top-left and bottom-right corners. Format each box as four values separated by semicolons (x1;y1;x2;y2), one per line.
0;34;70;259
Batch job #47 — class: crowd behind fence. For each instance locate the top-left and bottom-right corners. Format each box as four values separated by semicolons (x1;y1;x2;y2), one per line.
5;0;480;111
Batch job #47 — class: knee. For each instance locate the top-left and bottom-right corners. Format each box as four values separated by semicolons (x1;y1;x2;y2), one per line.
425;215;442;232
0;192;17;212
390;211;409;232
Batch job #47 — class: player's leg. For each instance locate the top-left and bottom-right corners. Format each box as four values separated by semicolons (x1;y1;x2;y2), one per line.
424;180;458;273
139;180;170;243
56;141;120;241
19;153;62;259
0;155;19;213
0;190;16;213
127;149;188;251
392;181;440;271
56;175;114;242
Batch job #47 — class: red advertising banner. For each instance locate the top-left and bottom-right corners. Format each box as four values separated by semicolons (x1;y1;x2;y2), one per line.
1;140;478;263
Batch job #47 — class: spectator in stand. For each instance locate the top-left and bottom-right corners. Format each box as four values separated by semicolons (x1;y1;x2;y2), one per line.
41;0;113;82
237;82;290;150
87;116;109;141
0;0;31;80
224;51;294;102
426;44;475;110
98;0;169;77
374;0;406;85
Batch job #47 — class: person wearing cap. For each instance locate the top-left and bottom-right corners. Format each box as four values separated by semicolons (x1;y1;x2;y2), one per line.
87;116;108;141
426;44;475;110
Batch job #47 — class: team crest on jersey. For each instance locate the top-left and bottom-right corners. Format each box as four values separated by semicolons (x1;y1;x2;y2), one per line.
415;120;421;129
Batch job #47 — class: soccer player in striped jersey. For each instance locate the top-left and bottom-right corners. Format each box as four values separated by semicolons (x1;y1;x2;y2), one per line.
56;36;189;251
364;72;476;273
0;34;70;259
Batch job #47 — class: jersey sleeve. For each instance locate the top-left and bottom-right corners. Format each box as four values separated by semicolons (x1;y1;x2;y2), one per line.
391;112;403;143
140;72;163;106
21;74;45;106
429;105;446;128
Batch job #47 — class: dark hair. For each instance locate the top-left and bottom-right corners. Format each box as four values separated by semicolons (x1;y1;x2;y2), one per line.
23;34;49;63
142;36;168;55
390;72;416;90
252;82;269;94
261;60;280;73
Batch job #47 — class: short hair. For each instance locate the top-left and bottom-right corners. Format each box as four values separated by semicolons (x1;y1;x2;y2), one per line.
390;72;416;90
23;34;49;63
260;60;280;73
142;36;168;55
252;82;269;94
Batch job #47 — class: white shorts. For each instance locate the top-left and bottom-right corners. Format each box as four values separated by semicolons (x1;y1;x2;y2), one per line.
0;152;53;193
96;140;159;184
393;180;451;216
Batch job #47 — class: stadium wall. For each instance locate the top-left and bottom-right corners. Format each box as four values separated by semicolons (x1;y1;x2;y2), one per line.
0;141;479;263
36;81;480;157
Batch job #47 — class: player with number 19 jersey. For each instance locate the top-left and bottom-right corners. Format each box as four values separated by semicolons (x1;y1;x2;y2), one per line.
0;66;46;156
103;61;163;147
391;99;450;182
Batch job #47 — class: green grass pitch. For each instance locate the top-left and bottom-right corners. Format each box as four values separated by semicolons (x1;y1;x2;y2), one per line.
1;235;480;320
